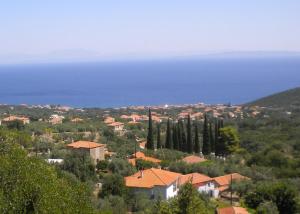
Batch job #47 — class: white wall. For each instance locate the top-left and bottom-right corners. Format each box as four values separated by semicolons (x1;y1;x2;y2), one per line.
197;181;219;198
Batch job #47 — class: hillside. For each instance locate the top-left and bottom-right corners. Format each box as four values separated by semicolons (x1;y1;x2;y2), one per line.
246;87;300;108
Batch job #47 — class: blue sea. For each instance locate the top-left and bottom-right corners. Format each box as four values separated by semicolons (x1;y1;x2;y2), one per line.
0;57;300;108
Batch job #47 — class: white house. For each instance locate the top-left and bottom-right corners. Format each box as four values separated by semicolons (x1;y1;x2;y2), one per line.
107;122;124;132
125;168;181;200
179;173;219;198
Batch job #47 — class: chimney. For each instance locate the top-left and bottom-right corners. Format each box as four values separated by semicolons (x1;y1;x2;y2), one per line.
138;170;144;179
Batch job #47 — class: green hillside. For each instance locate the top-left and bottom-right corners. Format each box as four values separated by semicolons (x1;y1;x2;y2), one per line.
246;87;300;108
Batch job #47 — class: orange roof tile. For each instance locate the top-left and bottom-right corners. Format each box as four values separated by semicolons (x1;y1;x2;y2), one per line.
2;116;29;122
67;141;104;149
125;168;182;188
182;155;207;164
107;122;124;127
179;173;212;186
214;173;249;187
218;206;249;214
128;152;161;166
133;151;146;158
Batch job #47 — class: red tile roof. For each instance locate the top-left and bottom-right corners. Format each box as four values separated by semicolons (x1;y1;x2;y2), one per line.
182;155;207;164
214;173;249;186
128;152;161;166
218;206;249;214
67;141;104;149
179;173;212;186
125;168;181;188
214;173;249;192
107;122;124;127
2;116;29;122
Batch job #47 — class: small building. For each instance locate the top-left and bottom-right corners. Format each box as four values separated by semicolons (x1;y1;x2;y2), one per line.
139;141;146;150
47;159;64;164
125;168;181;200
217;206;249;214
182;155;207;164
214;173;249;193
2;115;30;125
128;151;161;166
179;173;219;198
107;122;124;132
104;117;115;124
67;141;105;165
49;114;64;125
71;118;83;123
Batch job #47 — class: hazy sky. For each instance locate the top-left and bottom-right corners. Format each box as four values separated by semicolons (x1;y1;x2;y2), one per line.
1;0;300;62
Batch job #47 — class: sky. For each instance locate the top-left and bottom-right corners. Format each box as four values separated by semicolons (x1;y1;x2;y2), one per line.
0;0;300;63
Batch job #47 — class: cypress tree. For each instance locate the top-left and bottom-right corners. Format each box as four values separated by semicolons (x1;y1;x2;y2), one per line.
194;123;200;154
181;120;187;152
202;114;210;155
177;122;182;151
172;124;179;150
220;119;224;129
187;115;193;153
146;108;154;150
157;123;161;149
214;121;219;155
209;122;215;153
165;118;173;149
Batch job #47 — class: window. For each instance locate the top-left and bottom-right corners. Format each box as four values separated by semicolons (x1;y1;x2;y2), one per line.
173;182;177;192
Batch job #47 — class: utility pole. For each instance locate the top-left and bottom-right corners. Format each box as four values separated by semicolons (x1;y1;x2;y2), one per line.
230;174;233;206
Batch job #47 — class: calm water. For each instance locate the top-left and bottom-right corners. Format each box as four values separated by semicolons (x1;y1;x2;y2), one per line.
0;57;300;107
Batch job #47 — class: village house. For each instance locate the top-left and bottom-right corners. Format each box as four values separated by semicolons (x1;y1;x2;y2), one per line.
213;173;249;194
67;141;105;165
71;117;83;123
107;122;124;132
125;168;181;200
1;115;30;125
179;173;219;198
190;112;203;120
120;115;130;119
182;155;207;164
128;151;161;166
217;206;249;214
104;116;115;124
139;141;146;150
49;114;64;125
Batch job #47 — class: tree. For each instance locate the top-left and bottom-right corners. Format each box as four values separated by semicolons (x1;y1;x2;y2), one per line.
194;124;200;154
214;121;220;156
100;174;125;198
61;151;96;182
0;142;94;213
175;183;208;214
218;126;240;156
179;120;187;152
5;120;25;130
209;122;215;153
157;123;162;149
108;158;136;177
202;114;210;155
177;122;183;151
257;201;279;214
165;118;173;149
146;109;154;150
186;115;193;153
173;124;179;150
245;182;298;214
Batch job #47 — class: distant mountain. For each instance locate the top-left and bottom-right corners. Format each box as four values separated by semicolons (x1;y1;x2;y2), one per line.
246;87;300;108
